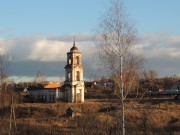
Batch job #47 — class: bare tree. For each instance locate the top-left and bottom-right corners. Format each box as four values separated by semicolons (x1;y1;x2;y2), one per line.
0;51;11;134
95;0;143;134
35;70;46;84
142;69;158;92
0;51;10;108
143;69;158;83
0;53;9;91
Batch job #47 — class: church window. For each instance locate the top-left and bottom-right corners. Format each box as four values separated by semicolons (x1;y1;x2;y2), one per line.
68;58;71;65
68;72;71;81
76;71;80;81
76;56;79;64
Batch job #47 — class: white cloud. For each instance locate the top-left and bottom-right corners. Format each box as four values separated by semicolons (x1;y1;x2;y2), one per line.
169;49;180;58
27;40;69;61
137;32;180;59
136;32;180;77
1;34;94;62
27;38;96;62
0;37;14;55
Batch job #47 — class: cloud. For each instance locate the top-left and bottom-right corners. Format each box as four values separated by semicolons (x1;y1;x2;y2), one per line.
0;34;100;81
0;34;95;62
0;37;14;55
27;40;68;61
27;39;96;62
137;32;180;76
1;32;180;81
137;32;180;58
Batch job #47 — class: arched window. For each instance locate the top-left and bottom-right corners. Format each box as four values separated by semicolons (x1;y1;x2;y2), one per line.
76;56;79;64
68;58;71;65
76;71;80;81
68;72;71;81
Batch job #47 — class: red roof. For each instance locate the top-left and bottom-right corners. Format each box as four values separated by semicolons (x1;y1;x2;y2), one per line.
44;82;60;89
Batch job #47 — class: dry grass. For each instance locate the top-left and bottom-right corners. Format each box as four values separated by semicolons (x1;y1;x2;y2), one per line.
0;98;180;135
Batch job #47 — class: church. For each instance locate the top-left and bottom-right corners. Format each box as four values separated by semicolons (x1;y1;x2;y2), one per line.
27;40;85;103
63;40;85;102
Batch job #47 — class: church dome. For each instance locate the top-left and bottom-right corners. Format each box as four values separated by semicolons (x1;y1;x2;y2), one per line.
70;46;78;51
70;40;78;52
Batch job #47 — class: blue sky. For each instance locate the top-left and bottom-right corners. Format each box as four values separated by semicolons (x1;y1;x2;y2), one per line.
1;0;180;36
126;0;180;34
0;0;105;36
0;0;180;82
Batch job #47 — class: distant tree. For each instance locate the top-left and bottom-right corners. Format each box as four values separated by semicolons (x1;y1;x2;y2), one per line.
0;52;9;91
143;69;158;84
0;51;12;133
95;0;143;134
141;69;159;92
162;76;179;90
35;70;46;84
163;77;173;90
0;51;11;108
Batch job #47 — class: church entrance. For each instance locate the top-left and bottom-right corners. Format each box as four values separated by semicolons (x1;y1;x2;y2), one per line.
76;89;81;103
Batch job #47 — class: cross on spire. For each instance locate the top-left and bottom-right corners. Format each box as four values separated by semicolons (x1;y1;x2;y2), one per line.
73;36;76;47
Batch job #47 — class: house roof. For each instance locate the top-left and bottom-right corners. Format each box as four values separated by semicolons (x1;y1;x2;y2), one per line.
44;82;60;89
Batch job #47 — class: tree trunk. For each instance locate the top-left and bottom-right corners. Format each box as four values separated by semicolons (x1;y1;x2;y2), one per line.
120;55;125;135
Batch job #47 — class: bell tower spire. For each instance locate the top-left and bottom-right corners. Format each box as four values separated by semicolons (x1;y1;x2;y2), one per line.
73;36;76;47
70;37;78;52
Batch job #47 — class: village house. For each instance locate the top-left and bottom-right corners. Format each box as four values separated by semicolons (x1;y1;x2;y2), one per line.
28;82;63;102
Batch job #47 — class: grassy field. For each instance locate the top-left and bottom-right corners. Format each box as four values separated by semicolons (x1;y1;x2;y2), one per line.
0;97;180;135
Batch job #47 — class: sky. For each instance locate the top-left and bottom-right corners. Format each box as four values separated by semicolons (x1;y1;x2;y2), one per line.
0;0;180;82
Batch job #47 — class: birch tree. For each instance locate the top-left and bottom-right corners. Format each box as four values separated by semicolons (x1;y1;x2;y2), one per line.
95;0;143;134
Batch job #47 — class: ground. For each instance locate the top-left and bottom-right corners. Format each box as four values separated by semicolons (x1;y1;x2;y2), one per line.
0;97;180;135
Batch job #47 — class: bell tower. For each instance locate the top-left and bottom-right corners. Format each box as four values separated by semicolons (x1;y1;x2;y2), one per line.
64;39;84;103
